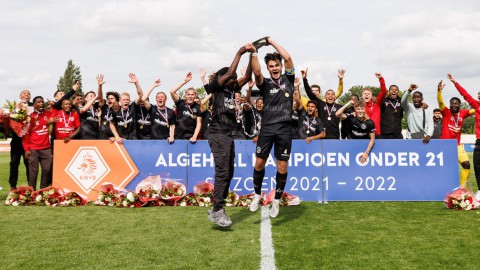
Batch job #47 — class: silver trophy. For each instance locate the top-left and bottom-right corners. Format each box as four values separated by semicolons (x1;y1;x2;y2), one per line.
253;36;269;50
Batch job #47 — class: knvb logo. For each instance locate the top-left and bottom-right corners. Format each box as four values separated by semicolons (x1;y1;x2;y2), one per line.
66;147;111;194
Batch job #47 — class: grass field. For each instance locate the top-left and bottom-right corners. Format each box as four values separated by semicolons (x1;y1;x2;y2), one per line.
1;153;480;269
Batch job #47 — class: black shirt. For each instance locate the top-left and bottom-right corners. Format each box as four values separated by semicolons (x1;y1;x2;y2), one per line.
150;105;176;140
346;114;376;139
206;78;237;136
303;78;342;139
174;100;201;139
79;102;100;139
340;106;354;139
258;73;295;125
135;103;152;140
113;103;137;140
380;97;403;135
99;104;117;140
201;109;213;140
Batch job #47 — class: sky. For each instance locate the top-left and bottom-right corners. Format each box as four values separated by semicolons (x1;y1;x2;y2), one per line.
1;0;480;108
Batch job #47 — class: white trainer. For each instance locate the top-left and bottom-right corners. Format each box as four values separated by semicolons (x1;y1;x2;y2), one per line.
249;194;262;212
270;199;280;218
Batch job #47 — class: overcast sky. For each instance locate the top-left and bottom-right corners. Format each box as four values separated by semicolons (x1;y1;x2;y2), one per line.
1;0;480;107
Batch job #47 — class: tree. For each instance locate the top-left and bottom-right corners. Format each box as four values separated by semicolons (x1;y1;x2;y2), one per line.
178;86;207;100
57;59;82;93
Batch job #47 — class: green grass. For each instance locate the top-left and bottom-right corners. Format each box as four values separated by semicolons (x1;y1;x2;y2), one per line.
1;153;480;269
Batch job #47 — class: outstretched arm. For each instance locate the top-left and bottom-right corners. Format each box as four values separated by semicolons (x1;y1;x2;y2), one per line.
335;69;345;98
142;79;161;110
448;73;480;108
200;94;212;113
437;80;446;111
170;72;192;103
128;73;144;105
335;100;354;120
268;37;293;71
376;73;387;103
199;68;208;86
79;93;98;114
96;74;105;107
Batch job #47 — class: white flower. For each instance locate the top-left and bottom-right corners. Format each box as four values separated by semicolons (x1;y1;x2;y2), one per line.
459;201;467;209
204;197;211;203
48;189;55;195
127;192;135;202
36;195;43;202
106;197;111;202
122;201;128;207
12;201;19;206
466;204;473;211
5;199;10;205
180;201;186;207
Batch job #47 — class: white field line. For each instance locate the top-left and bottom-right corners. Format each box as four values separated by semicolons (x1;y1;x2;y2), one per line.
260;206;277;270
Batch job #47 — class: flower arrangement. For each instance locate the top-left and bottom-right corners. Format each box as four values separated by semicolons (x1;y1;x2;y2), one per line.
135;176;162;205
117;191;143;208
60;191;89;206
33;186;63;206
225;190;239;207
160;180;186;202
5;186;34;206
444;187;479;211
194;182;214;207
176;192;198;206
94;182;126;206
4;100;30;136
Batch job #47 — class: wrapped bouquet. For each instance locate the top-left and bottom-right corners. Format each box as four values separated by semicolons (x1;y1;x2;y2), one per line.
4;100;30;137
5;186;34;206
160;180;186;202
444;187;479;211
194;182;214;207
94;182;127;206
135;175;162;205
33;186;64;206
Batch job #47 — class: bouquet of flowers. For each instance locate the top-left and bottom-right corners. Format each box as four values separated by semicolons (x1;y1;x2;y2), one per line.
117;191;143;208
225;190;239;207
238;193;263;207
33;186;64;206
94;182;126;206
4;100;30;137
160;180;186;202
5;186;34;206
444;187;479;211
175;192;198;206
194;182;214;207
263;190;301;206
60;189;89;206
135;175;162;205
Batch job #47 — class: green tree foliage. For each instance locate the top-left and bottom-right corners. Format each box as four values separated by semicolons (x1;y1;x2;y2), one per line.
460;102;475;134
57;59;82;94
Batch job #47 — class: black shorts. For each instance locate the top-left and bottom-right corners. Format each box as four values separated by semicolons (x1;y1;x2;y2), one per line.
256;122;292;161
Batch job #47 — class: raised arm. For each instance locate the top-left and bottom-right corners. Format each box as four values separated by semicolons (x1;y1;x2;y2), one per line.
200;94;212;113
245;78;254;105
79;93;98;114
96;74;105;107
448;73;480;108
53;81;79;110
199;68;208;86
293;77;302;110
128;73;144;105
336;100;354;120
142;79;161;110
335;69;345;98
375;73;387;103
170;72;192;103
217;44;251;88
437;80;446;111
268;37;293;71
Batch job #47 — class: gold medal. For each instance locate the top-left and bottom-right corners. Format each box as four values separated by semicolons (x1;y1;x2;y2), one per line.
327;117;331;121
124;124;127;128
103;121;107;126
193;115;197;119
285;92;290;98
306;130;310;135
237;119;241;123
229;105;235;110
140;125;144;129
167;124;170;128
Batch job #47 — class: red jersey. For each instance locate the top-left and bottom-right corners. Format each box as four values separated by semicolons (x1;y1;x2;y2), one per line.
22;110;52;151
365;77;387;135
53;110;80;139
440;107;471;145
455;82;480;139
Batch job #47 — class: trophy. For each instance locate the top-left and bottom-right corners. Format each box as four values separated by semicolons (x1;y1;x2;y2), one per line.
252;36;269;50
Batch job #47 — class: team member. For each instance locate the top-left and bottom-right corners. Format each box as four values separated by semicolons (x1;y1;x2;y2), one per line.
438;79;474;187
206;43;254;227
401;84;433;143
99;91;122;143
362;73;387;136
248;37;294;218
23;96;53;190
8;89;32;190
340;94;359;139
76;75;105;140
170;73;202;142
131;76;162;140
293;85;326;142
143;91;176;142
432;108;443;139
447;73;480;197
300;68;345;111
200;94;213;140
245;80;263;141
302;69;343;139
336;100;376;163
380;81;404;139
51;99;81;143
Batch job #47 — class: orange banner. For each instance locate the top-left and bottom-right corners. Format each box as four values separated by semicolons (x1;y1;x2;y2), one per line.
53;140;139;201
